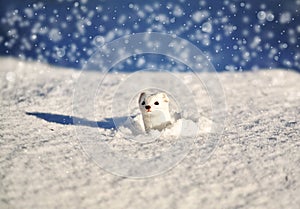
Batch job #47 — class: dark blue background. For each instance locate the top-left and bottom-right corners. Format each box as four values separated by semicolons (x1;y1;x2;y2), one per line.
0;0;299;72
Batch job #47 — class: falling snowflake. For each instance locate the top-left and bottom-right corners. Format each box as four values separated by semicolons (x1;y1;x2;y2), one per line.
0;0;299;71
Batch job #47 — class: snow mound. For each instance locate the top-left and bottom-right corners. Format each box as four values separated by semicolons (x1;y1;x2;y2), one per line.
115;113;212;143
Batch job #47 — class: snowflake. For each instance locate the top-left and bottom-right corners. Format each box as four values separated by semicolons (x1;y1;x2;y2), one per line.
0;0;299;71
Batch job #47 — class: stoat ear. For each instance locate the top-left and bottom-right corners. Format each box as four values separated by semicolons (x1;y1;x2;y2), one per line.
160;93;169;102
138;92;146;103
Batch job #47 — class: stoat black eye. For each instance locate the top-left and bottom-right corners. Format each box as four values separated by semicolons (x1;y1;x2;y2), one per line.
154;101;159;105
141;101;145;105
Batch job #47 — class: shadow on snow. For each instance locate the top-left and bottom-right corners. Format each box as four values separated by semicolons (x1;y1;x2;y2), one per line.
25;112;129;130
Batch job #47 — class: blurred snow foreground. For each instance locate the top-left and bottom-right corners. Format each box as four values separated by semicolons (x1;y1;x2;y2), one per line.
1;57;300;208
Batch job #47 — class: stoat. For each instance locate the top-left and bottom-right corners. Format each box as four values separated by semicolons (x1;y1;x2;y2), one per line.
138;92;172;132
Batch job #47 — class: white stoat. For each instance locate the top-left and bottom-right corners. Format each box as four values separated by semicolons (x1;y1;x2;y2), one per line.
138;92;172;132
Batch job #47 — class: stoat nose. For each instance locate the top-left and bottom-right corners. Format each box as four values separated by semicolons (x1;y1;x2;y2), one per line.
145;105;151;110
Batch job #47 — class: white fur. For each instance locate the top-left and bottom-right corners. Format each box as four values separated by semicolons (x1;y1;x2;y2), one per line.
139;92;172;132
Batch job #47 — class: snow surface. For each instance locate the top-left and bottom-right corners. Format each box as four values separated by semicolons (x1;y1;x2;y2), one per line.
1;57;300;208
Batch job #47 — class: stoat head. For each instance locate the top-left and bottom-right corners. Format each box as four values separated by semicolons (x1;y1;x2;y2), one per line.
138;92;170;115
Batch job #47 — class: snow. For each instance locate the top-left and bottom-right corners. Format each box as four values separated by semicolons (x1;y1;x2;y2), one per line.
257;11;267;21
192;11;209;23
266;12;275;22
0;0;300;207
173;5;184;17
1;57;300;208
201;21;213;33
279;12;292;24
0;1;299;71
